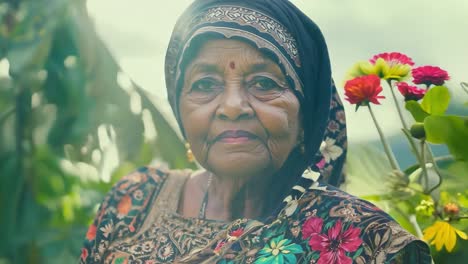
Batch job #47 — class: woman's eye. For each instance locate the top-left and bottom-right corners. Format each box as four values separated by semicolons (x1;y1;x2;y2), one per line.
191;78;219;92
248;76;286;101
251;77;279;90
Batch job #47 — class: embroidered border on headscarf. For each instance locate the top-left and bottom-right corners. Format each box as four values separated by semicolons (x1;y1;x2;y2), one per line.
192;6;301;68
175;26;303;93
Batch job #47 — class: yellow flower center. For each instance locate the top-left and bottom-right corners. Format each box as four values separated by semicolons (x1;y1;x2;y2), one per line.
272;248;280;256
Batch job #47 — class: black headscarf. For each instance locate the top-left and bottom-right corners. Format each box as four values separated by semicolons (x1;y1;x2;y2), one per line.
165;0;347;214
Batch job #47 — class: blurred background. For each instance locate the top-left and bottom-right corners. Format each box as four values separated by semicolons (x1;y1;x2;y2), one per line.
0;0;467;263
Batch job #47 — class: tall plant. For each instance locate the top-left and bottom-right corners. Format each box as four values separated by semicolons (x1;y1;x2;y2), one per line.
343;52;468;259
0;0;190;263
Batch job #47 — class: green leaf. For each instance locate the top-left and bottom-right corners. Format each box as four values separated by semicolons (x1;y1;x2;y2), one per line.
353;247;364;259
420;86;450;115
405;101;429;122
5;0;67;74
342;144;393;196
447;161;468;179
424;115;468;160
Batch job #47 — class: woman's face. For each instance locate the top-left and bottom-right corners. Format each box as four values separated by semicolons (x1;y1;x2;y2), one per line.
179;39;302;179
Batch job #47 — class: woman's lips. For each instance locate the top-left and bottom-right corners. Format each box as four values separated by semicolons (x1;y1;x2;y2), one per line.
215;130;257;143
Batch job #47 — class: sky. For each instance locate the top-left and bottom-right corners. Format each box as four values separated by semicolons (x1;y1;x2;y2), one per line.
87;0;468;143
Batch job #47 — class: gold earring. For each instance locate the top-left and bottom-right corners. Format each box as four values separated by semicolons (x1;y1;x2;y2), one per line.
185;142;195;162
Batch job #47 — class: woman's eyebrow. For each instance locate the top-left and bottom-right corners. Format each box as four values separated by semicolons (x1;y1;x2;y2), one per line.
187;63;220;77
248;62;269;72
187;61;276;75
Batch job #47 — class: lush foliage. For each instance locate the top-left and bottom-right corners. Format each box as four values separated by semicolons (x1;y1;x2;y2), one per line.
344;52;468;262
0;1;192;263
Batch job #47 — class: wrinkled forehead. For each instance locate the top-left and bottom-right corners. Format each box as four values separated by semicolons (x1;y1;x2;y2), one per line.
183;39;289;81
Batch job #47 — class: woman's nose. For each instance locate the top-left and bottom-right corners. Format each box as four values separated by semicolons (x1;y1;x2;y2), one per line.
216;84;254;121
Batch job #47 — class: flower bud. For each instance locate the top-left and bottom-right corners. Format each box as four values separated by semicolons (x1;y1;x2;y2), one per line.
444;203;460;216
410;123;426;139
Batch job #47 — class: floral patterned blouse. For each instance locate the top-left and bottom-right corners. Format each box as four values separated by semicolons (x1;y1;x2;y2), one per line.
79;166;431;263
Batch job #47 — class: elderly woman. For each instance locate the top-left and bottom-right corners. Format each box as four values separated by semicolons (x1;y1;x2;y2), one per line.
80;0;432;263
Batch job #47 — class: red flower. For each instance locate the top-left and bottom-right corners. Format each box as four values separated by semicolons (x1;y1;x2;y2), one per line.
344;75;385;106
229;228;244;238
412;66;450;86
80;248;88;261
214;240;226;253
117;195;132;216
396;82;427;101
86;224;97;241
370;52;414;66
305;218;363;264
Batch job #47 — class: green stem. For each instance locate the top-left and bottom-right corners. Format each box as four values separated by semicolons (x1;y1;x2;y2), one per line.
408;214;424;239
394;206;423;239
425;144;443;195
367;104;400;171
402;128;427;179
460;82;468;94
386;80;421;161
433;155;454;162
420;140;429;193
387;80;410;130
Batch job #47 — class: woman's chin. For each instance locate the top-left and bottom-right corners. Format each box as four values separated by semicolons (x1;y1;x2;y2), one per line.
206;153;271;180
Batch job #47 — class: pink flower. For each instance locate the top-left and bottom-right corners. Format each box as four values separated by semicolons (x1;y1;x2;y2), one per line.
302;216;324;239
370;52;415;66
344;75;385;106
396;82;427;101
412;66;450;86
304;218;363;264
316;158;326;170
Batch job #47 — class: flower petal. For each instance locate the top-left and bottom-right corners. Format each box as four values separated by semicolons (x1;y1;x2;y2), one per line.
423;222;440;242
433;222;448;251
318;248;351;264
283;243;304;254
328;220;342;241
446;224;457;252
302;217;323;239
340;226;363;252
455;228;468;240
308;234;329;251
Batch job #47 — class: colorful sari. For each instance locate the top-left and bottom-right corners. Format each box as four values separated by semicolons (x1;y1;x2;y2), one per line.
79;165;430;263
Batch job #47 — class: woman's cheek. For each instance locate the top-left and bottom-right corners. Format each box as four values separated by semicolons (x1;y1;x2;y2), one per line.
255;95;301;165
255;95;301;139
179;101;213;156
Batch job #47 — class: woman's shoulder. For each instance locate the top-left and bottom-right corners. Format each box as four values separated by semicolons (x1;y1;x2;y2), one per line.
296;182;432;263
95;165;192;222
80;165;192;263
106;166;192;201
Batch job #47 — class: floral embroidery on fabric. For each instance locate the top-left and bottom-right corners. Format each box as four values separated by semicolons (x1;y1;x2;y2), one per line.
319;137;344;163
303;217;363;264
79;168;430;263
254;235;303;264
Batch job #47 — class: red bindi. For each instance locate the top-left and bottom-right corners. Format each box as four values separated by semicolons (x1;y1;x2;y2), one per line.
229;61;236;69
